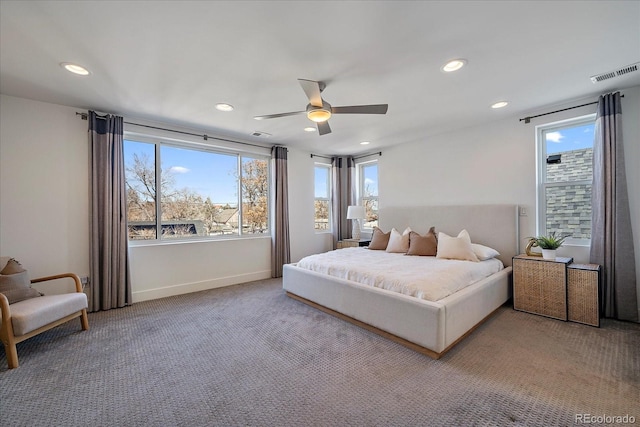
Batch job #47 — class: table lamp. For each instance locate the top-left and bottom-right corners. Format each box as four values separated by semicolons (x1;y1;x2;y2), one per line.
346;205;366;240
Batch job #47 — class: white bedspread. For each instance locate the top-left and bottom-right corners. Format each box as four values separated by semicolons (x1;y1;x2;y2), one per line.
296;248;504;302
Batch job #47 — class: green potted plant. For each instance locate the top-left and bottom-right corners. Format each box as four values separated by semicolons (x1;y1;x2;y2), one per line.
526;232;568;260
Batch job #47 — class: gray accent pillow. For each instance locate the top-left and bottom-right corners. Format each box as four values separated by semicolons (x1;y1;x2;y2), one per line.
0;266;43;304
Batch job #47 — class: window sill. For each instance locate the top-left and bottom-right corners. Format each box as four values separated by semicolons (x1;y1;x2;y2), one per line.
128;234;271;248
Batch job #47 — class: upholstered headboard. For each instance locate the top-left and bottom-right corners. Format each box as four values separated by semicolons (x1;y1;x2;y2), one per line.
379;205;520;267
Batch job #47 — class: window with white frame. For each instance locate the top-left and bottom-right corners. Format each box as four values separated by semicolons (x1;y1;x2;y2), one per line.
314;163;331;232
357;160;379;229
124;136;269;241
536;114;595;245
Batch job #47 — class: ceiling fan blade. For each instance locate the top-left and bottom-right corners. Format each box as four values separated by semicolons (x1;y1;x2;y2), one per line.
298;79;324;107
253;111;305;120
331;104;388;115
317;121;332;135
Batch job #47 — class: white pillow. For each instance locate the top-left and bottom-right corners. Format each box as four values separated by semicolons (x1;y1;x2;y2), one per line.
386;227;412;253
436;229;479;262
471;243;500;261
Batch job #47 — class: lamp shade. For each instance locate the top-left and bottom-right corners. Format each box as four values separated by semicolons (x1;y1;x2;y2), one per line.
346;205;366;219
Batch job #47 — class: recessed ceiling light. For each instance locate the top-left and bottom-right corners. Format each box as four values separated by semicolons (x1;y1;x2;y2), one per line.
61;62;90;76
360;141;371;145
215;103;234;112
442;59;467;72
491;101;509;109
304;127;316;132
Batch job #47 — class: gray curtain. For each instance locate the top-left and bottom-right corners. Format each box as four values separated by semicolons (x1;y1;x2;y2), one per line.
89;111;132;312
590;92;638;322
271;146;290;278
331;156;355;248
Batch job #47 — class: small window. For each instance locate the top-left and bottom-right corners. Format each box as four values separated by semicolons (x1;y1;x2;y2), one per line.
536;114;595;245
357;161;379;229
314;164;331;232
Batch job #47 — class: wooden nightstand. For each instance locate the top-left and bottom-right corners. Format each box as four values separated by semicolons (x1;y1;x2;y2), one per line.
512;255;573;321
337;239;371;249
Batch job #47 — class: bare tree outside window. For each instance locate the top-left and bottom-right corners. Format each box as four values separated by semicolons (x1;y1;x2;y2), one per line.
241;158;269;233
314;164;331;231
359;162;378;228
124;139;269;241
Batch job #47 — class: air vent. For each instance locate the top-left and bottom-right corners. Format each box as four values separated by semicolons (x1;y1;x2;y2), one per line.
590;62;639;83
251;131;272;138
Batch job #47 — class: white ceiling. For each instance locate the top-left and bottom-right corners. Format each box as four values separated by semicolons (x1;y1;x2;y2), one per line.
1;1;639;155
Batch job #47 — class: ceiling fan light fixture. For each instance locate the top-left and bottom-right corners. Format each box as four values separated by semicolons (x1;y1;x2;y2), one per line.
307;108;332;123
442;59;467;72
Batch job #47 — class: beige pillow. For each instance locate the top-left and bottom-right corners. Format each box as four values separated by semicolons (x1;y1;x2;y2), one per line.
436;229;479;262
0;270;42;304
0;258;26;275
368;227;391;250
407;227;438;256
0;257;10;272
386;227;412;253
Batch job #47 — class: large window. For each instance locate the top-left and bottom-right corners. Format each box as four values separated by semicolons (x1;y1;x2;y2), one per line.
357;161;379;228
124;137;269;241
314;164;331;232
536;114;595;245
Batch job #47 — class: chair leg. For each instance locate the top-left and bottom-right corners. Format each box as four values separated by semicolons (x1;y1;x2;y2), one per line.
80;309;89;331
4;342;19;369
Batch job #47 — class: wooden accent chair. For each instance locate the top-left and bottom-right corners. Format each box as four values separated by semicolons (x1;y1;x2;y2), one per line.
0;272;89;369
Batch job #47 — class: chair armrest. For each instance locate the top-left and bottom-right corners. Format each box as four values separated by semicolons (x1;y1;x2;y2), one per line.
31;273;83;293
0;292;11;328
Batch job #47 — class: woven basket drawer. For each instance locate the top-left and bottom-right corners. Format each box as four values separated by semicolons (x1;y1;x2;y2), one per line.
567;264;600;327
513;256;569;321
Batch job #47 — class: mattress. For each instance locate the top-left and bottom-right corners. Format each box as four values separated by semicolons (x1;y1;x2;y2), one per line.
296;247;504;302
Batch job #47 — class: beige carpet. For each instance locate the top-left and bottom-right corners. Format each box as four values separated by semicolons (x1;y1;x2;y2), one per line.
1;278;638;426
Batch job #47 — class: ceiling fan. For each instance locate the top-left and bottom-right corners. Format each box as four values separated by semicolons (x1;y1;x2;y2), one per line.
253;79;388;135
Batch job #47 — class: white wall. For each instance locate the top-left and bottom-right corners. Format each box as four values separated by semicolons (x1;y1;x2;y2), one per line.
0;95;89;295
287;149;334;263
380;85;640;318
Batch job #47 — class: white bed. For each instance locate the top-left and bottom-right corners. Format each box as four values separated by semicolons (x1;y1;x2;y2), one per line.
283;204;520;359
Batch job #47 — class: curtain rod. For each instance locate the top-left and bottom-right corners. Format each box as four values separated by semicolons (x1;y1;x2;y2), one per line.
310;151;382;160
519;94;624;124
354;151;382;160
76;112;271;150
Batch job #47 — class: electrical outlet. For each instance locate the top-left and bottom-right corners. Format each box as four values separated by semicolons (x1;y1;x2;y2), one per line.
80;276;89;285
519;207;528;216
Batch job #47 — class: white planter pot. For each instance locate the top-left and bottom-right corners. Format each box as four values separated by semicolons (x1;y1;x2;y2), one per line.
542;249;557;260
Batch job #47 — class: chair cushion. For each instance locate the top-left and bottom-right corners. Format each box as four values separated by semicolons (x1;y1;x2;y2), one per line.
8;293;88;336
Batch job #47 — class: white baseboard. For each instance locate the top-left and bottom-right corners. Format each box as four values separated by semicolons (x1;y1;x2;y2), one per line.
131;270;272;303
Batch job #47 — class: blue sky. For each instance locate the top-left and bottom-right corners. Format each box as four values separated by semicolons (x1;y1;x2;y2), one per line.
124;140;240;204
314;166;330;198
314;164;378;198
545;122;594;154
